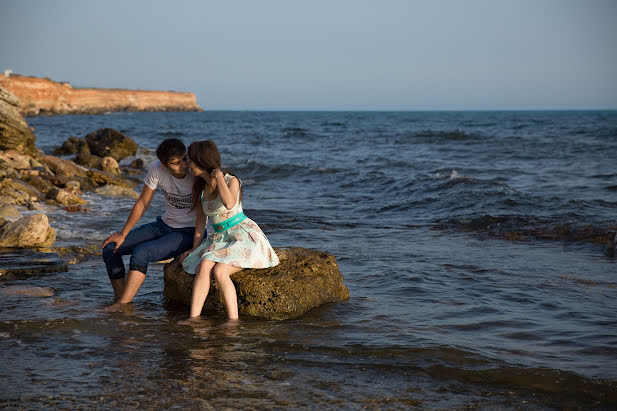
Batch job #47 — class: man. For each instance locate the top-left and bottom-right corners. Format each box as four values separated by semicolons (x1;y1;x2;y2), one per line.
101;138;204;309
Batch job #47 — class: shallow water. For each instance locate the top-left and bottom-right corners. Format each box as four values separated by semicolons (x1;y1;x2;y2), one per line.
1;111;616;408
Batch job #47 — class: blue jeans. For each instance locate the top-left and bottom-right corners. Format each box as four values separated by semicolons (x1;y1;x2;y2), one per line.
102;217;197;279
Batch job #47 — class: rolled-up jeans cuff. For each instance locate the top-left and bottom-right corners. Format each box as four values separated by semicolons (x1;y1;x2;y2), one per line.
128;263;148;275
108;267;126;280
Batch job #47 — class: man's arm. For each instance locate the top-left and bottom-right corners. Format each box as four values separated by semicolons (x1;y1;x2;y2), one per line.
101;185;156;251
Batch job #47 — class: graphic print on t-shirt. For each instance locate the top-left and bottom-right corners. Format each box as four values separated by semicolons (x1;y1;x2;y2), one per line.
164;191;193;209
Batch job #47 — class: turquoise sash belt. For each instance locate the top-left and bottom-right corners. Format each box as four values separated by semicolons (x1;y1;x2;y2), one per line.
212;212;247;233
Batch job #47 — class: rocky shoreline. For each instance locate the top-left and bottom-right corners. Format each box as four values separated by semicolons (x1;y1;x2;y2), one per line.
0;74;203;116
1;84;144;279
0;85;350;317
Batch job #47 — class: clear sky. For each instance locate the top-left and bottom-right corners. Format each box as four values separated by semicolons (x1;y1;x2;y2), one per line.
1;0;616;110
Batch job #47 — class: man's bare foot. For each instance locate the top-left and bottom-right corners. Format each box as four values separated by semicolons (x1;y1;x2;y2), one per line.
97;302;134;314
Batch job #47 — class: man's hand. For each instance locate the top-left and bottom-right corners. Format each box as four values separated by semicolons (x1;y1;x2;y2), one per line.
102;232;126;252
178;249;193;264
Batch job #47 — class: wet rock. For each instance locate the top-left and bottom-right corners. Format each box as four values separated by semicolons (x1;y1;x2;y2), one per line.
128;158;144;169
53;136;90;156
101;156;121;175
47;186;87;206
74;152;102;169
94;184;139;199
0;149;42;170
42;155;88;179
164;247;350;320
0;204;22;221
0;86;40;158
53;244;101;265
21;173;54;195
0;248;67;280
84;169;132;189
85;128;138;161
0;178;43;205
0;285;55;297
0;213;55;248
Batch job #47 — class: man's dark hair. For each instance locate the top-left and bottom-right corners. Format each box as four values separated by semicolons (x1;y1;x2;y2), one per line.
156;138;186;164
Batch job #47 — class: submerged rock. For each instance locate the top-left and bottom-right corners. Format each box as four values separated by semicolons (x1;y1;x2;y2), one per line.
0;248;67;280
164;247;350;320
0;285;55;297
0;213;56;248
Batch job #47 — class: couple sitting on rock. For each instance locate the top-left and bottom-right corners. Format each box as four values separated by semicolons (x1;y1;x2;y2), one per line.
101;138;279;320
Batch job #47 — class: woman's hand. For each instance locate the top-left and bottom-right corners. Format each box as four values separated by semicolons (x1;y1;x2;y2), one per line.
211;168;224;180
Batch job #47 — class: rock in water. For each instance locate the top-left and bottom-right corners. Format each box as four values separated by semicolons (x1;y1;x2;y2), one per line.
85;128;138;161
164;247;350;320
0;249;67;281
0;213;56;248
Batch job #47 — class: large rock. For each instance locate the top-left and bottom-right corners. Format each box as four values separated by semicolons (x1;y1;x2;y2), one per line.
53;136;90;156
0;86;40;158
164;247;350;320
0;178;43;205
85;128;138;161
42;155;88;179
0;213;56;248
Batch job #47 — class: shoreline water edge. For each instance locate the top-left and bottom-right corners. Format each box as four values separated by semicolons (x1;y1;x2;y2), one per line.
1;84;617;408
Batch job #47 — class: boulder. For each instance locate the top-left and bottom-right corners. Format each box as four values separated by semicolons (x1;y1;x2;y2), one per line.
94;184;139;199
0;213;56;248
0;204;22;221
0;178;43;205
42;155;88;179
74;152;102;168
46;187;87;206
0;86;40;158
84;169;132;190
164;247;350;320
0;149;42;170
53;136;90;156
101;156;121;175
85;128;138;161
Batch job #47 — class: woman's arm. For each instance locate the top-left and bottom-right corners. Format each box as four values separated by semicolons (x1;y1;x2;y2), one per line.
213;169;240;210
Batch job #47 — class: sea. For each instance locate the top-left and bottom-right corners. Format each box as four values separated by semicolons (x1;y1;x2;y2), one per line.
1;110;616;409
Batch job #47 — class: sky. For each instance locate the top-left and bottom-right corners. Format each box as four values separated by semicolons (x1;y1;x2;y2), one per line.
1;0;616;111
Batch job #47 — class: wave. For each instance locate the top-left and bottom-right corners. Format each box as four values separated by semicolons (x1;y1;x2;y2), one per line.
435;214;617;246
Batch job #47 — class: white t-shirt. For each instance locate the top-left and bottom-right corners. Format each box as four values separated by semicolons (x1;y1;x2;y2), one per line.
144;161;196;228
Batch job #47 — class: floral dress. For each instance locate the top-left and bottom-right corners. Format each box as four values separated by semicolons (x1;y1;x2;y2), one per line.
182;174;279;274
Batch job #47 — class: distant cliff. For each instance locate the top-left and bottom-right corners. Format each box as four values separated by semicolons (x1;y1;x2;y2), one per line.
0;74;203;116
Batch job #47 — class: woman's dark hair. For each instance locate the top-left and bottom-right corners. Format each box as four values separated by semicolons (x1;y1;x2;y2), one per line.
188;140;240;209
156;138;186;164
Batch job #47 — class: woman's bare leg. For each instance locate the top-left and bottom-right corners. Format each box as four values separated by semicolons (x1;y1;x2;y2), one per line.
212;263;243;319
190;260;216;317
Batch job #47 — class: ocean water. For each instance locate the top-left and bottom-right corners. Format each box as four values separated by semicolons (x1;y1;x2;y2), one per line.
1;111;616;409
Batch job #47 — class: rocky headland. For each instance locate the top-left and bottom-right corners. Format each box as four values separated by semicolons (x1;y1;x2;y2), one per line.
0;74;202;116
